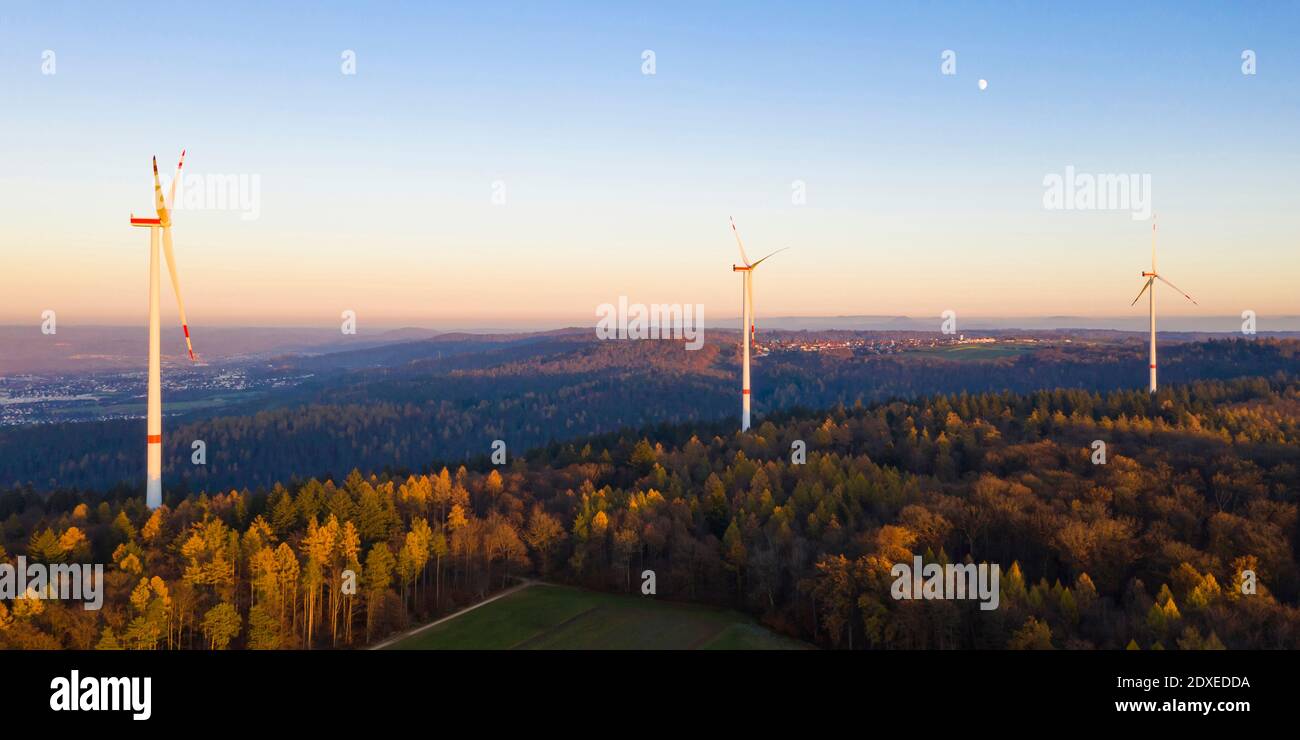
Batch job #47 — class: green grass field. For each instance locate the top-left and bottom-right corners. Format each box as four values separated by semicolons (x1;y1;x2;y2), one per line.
385;584;809;650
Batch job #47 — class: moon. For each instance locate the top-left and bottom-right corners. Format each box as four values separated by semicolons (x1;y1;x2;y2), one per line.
978;79;988;91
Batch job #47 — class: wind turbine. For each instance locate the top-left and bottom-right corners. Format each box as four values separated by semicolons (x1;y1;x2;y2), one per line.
1130;215;1196;394
130;151;196;509
730;217;787;432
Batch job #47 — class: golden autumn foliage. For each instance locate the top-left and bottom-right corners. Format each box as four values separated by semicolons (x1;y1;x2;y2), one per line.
3;376;1300;650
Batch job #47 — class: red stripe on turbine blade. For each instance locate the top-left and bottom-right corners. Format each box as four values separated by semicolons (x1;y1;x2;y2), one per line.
147;435;162;443
183;325;190;337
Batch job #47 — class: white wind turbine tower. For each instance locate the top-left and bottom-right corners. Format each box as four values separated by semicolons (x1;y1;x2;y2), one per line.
1130;215;1197;394
730;217;787;432
130;151;196;509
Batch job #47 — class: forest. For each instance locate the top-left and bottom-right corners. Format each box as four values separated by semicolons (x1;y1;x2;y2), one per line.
1;336;1295;494
2;371;1297;650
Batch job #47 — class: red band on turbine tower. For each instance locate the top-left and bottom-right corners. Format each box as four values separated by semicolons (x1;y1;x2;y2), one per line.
147;435;162;443
742;389;751;395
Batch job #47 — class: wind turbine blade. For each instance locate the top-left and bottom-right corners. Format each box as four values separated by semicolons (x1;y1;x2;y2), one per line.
151;156;168;220
729;217;752;266
161;220;195;360
1130;278;1153;306
1155;275;1198;305
749;246;789;268
165;149;187;210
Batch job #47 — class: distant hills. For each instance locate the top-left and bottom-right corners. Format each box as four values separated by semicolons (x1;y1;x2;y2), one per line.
744;315;1300;333
0;330;1296;494
0;325;442;375
4;317;1298;374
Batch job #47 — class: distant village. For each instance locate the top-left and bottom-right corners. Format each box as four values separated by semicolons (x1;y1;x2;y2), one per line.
758;333;1050;357
0;367;312;425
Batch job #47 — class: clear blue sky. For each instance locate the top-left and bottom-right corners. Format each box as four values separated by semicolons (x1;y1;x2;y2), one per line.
2;1;1296;328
